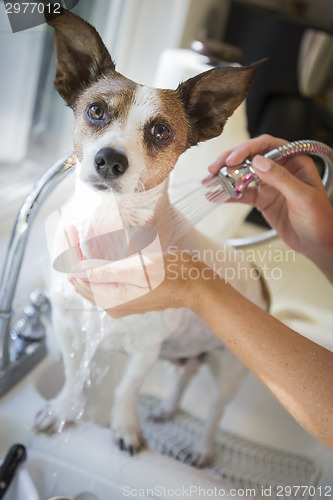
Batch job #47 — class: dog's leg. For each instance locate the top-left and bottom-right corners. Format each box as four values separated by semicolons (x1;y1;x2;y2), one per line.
111;345;161;454
152;357;201;422
188;349;247;467
35;309;87;433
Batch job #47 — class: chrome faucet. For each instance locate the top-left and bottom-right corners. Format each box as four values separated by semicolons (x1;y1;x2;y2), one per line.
0;153;76;396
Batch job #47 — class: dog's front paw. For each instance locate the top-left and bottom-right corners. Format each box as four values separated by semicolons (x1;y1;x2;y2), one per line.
112;425;146;455
34;396;84;434
34;404;73;434
185;443;215;468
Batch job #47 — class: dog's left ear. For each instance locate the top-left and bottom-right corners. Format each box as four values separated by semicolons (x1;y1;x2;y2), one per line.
45;7;115;108
178;60;265;146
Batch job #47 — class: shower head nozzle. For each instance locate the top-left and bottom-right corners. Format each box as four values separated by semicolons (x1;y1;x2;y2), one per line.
217;160;259;199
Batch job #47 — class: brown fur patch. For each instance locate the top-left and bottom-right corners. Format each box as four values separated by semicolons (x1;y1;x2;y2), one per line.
140;89;190;190
73;73;137;161
177;61;266;146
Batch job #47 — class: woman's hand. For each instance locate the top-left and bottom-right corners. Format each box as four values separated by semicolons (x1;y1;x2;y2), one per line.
209;134;333;281
69;250;212;318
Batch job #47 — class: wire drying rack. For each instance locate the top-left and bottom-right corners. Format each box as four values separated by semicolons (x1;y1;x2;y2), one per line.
138;396;322;499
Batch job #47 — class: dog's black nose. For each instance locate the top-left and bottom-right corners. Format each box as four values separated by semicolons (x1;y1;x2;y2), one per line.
94;148;128;179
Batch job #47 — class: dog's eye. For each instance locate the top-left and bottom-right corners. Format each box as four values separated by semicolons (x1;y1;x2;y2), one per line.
88;103;105;121
151;123;171;141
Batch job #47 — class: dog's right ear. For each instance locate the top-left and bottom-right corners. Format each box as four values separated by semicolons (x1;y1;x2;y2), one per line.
178;60;266;146
45;7;114;108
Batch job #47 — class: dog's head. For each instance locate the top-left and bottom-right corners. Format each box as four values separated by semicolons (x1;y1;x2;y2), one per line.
46;8;263;194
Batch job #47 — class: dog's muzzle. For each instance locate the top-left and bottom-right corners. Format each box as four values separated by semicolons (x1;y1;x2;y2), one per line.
94;147;128;180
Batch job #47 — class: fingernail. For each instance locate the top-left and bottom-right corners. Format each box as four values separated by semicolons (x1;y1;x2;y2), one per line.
225;151;238;164
252;155;271;172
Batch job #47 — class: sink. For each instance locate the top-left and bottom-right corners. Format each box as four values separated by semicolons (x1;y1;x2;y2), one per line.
4;450;125;500
2;351;253;500
0;336;332;500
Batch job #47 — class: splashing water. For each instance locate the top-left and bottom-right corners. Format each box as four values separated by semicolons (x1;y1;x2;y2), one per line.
65;309;110;426
157;176;230;243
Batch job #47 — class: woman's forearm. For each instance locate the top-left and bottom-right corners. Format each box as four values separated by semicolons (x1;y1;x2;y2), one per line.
192;272;333;449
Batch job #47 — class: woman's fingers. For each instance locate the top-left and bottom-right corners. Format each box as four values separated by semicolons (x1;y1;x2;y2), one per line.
74;252;164;291
226;134;287;165
208;134;287;175
86;259;147;286
70;273;150;310
64;224;80;246
252;155;315;209
69;275;93;302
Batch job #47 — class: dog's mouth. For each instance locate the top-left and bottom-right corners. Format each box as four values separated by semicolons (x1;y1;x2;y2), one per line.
87;175;120;193
92;182;111;192
87;175;148;195
90;181;137;195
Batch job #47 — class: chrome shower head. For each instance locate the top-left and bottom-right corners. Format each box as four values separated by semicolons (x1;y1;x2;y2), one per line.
217;159;259;199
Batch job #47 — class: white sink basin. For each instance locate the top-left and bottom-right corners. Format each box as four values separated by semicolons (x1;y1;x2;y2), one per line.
2;352;253;500
4;450;125;500
1;342;332;500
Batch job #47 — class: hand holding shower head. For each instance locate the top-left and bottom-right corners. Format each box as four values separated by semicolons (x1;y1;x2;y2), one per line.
166;139;333;247
217;140;333;199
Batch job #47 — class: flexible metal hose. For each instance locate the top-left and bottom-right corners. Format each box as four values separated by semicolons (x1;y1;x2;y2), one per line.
266;140;333;194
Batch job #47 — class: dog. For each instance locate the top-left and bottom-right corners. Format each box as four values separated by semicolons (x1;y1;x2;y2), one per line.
36;7;268;467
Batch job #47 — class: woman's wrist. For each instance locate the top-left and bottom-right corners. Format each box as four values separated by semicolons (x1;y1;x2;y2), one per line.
303;225;333;284
306;249;333;284
185;261;227;316
169;257;214;312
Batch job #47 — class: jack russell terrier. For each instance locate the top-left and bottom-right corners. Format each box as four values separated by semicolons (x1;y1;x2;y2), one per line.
36;7;268;467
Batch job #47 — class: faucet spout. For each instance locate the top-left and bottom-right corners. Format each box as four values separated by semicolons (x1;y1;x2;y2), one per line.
0;153;76;383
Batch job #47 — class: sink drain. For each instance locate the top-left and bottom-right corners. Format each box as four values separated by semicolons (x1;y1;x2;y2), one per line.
49;497;73;500
49;494;99;500
75;493;99;500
